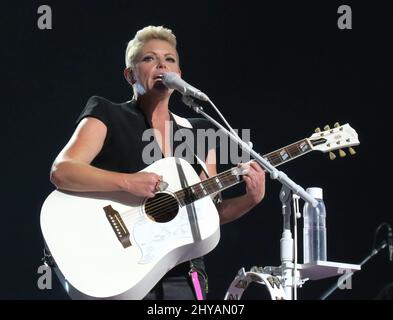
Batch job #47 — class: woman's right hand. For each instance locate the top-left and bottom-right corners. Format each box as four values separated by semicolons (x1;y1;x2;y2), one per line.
121;172;163;198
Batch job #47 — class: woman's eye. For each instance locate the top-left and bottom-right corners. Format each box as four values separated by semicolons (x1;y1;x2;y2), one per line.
142;56;154;62
166;57;176;62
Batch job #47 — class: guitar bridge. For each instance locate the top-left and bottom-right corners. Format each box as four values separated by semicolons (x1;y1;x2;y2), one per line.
103;205;132;248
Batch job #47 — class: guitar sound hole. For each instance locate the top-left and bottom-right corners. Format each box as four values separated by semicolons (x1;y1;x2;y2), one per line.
144;192;179;223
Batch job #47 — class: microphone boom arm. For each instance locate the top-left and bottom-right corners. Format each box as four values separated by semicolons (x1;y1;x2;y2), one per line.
181;95;318;207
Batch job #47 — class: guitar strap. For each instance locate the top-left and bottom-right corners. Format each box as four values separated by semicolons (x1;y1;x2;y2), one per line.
171;113;221;299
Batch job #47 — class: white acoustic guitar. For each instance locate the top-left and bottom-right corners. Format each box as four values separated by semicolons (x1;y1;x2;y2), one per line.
40;123;359;300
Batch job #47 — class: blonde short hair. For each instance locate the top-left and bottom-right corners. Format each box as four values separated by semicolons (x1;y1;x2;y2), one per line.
125;25;177;69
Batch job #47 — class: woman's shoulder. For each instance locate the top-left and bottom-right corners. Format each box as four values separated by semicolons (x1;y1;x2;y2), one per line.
77;96;141;126
85;95;130;108
85;96;141;114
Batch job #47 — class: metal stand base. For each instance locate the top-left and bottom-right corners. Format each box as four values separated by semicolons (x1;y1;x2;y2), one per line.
224;261;361;300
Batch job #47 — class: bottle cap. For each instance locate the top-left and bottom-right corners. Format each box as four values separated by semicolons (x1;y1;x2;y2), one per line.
306;187;323;199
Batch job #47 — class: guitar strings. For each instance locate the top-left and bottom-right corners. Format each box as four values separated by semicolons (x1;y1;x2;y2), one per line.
121;142;306;222
121;170;236;221
121;170;235;219
120;142;307;221
171;141;305;200
143;173;238;218
141;141;305;210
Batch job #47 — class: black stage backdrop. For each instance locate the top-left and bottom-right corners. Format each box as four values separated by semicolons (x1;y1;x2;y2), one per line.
1;0;392;300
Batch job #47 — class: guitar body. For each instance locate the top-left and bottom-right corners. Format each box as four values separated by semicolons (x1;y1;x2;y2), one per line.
40;157;220;300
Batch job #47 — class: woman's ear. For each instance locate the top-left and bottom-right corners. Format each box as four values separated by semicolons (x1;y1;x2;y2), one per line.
124;68;136;85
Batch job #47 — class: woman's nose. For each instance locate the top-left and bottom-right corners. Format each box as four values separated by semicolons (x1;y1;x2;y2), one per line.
156;57;167;69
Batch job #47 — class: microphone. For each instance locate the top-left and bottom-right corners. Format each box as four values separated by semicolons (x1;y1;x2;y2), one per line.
162;72;209;101
388;226;393;262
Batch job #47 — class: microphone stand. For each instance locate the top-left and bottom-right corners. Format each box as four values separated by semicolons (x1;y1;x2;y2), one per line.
320;241;387;300
182;95;318;300
279;185;295;300
181;96;318;208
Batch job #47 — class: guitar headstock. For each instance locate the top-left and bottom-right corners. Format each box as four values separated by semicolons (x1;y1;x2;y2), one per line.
308;122;359;159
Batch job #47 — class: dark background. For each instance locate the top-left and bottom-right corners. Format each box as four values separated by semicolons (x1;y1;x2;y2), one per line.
1;0;392;300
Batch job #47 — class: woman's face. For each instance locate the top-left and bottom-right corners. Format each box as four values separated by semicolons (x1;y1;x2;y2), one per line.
132;39;181;97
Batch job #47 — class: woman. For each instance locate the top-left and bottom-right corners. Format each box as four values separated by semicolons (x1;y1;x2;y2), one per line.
50;25;266;299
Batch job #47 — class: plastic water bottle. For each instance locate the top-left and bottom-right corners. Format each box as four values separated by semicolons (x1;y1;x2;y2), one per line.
303;187;327;263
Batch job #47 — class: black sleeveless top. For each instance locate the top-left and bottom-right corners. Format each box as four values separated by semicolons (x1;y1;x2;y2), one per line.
76;96;216;277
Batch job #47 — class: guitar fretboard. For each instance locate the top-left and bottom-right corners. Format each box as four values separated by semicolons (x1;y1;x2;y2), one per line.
263;138;312;166
175;138;312;206
175;168;240;206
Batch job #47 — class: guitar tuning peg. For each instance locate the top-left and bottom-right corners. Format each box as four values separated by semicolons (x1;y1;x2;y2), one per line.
339;149;347;158
315;127;321;133
329;152;336;160
324;125;330;131
348;147;356;155
334;122;340;128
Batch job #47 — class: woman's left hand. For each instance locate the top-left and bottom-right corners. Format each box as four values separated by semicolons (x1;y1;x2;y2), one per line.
241;161;266;206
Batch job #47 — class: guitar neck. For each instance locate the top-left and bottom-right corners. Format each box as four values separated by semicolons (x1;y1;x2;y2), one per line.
175;138;313;206
263;138;312;167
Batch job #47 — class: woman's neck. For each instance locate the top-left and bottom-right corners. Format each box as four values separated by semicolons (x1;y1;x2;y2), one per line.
138;95;171;124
